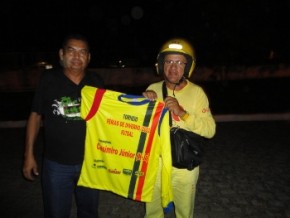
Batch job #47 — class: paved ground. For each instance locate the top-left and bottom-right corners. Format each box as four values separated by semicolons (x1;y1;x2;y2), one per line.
0;120;290;218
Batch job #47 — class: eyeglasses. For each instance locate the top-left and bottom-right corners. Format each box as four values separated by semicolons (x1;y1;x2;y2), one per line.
164;60;187;67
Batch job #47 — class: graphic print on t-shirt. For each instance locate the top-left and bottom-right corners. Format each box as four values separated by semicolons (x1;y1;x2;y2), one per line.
52;96;82;120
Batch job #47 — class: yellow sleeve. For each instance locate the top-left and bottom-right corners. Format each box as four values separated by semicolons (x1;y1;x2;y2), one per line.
182;87;216;138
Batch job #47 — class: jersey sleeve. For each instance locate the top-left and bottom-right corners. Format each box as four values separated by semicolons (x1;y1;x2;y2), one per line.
81;85;106;121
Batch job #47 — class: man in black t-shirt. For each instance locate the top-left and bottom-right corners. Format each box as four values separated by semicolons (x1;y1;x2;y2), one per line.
23;34;103;218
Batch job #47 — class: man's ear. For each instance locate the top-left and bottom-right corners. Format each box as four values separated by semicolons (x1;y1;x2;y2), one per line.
59;49;64;61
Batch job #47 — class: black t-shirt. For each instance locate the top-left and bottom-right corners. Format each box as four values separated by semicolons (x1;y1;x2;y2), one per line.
32;68;104;164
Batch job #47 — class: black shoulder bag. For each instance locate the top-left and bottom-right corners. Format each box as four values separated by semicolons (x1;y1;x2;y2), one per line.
162;82;205;170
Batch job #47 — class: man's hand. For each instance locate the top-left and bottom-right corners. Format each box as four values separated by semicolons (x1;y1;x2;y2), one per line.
142;90;157;101
164;96;187;117
22;156;39;181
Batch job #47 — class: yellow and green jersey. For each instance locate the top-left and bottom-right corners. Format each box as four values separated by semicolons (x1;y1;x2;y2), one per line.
78;86;173;207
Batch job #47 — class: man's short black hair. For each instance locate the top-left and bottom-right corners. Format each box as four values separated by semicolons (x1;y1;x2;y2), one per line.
62;33;90;51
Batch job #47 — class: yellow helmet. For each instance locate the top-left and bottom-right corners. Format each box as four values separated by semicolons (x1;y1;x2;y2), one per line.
156;38;196;78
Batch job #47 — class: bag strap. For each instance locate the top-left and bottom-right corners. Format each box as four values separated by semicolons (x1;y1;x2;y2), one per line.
162;82;173;127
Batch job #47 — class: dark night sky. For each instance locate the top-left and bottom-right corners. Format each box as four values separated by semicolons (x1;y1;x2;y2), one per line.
1;0;290;67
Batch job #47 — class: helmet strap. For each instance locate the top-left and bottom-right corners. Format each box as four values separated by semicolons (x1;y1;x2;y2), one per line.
164;76;185;96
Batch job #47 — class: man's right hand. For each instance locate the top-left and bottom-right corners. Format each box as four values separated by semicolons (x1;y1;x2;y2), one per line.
22;156;39;181
142;90;158;101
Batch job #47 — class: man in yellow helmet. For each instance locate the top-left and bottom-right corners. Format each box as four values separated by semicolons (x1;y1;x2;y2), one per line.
143;38;216;218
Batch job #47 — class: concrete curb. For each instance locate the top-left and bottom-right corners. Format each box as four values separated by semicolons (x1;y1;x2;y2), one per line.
214;113;290;122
